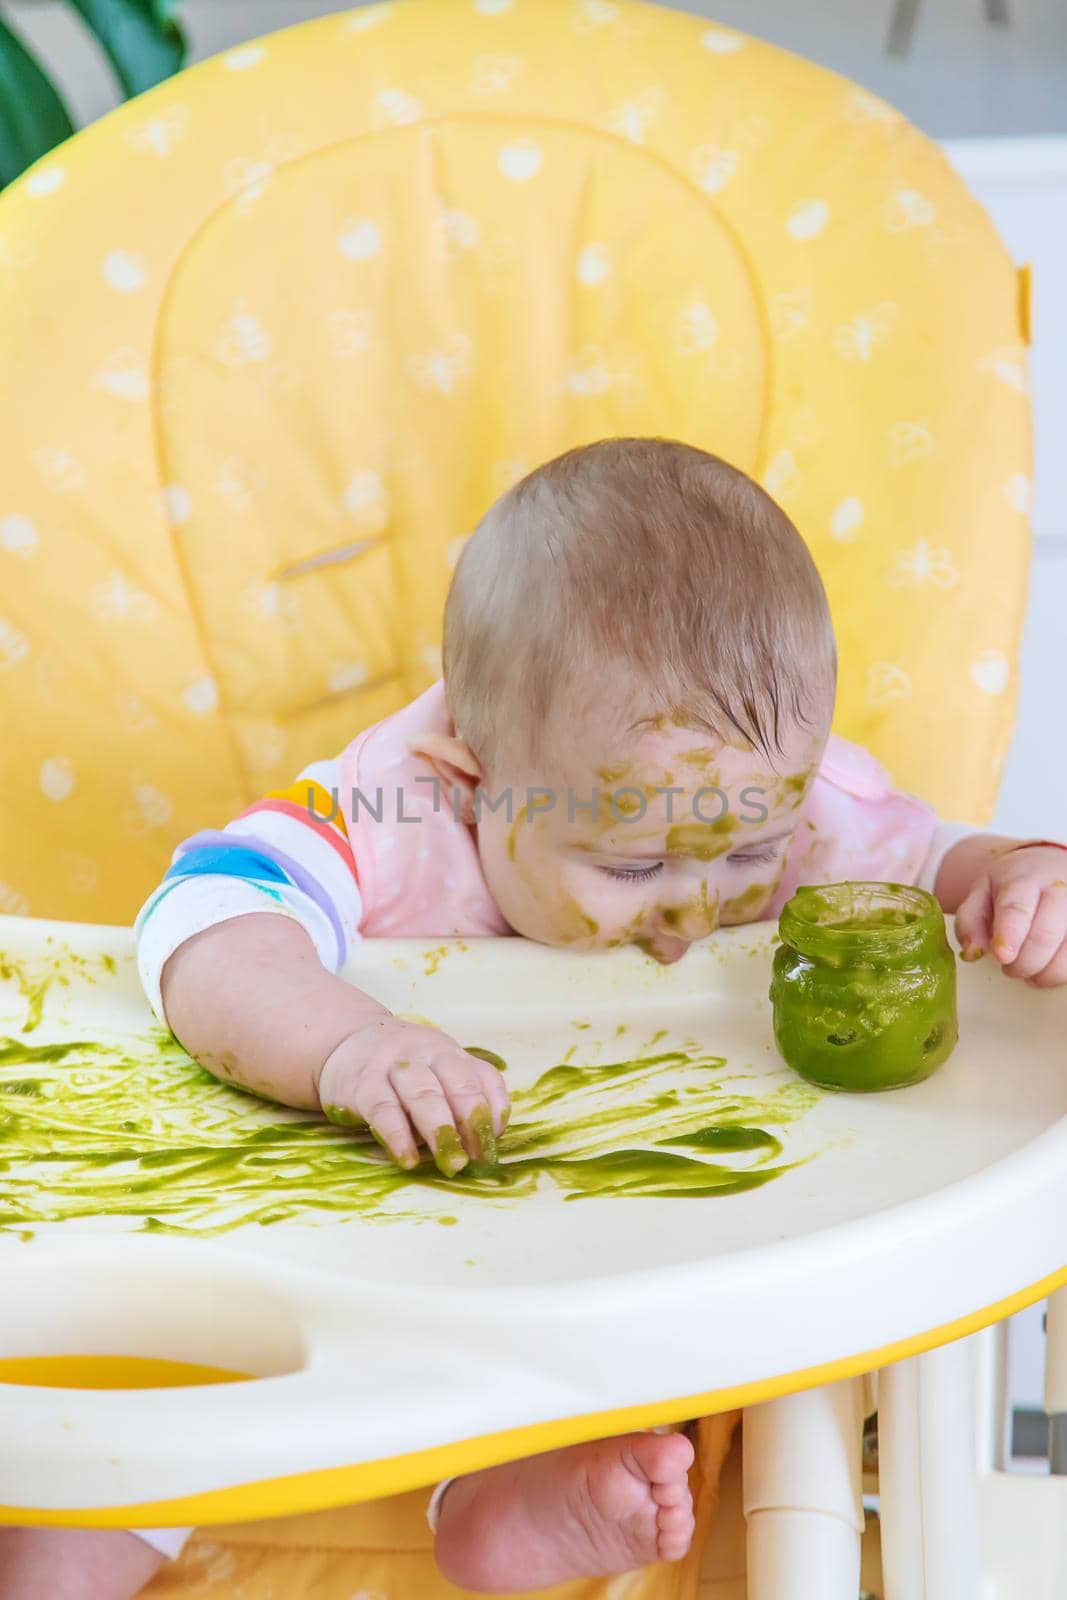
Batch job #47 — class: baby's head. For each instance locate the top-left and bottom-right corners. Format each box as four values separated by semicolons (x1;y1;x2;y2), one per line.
417;438;836;963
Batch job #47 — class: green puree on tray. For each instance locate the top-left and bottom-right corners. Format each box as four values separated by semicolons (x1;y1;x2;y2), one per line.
0;1013;817;1237
0;940;827;1236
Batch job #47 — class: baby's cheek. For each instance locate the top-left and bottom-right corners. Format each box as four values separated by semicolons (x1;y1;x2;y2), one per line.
476;824;550;934
553;866;643;948
720;885;767;923
721;874;780;924
554;867;612;940
500;857;605;946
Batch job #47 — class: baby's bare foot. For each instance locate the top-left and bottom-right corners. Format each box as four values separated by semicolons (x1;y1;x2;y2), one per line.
434;1430;695;1593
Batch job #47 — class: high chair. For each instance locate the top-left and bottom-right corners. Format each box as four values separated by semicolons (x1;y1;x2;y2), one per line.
0;3;1060;1597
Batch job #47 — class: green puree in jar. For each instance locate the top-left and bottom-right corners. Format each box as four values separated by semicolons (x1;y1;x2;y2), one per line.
770;882;958;1092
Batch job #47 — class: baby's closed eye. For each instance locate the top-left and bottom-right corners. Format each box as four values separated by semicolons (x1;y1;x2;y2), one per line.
727;840;785;868
601;863;664;884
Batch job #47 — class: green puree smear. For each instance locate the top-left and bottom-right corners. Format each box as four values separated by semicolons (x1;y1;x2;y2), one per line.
0;953;818;1235
0;1033;817;1235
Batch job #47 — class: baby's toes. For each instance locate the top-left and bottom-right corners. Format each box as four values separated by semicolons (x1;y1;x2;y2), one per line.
629;1429;695;1488
656;1499;696;1562
651;1477;690;1508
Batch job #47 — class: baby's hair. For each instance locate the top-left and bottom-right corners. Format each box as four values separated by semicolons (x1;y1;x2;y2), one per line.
444;437;836;771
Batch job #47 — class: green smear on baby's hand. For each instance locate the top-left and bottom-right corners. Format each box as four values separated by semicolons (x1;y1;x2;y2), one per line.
322;1103;362;1128
432;1123;468;1178
465;1102;499;1170
465;1046;507;1073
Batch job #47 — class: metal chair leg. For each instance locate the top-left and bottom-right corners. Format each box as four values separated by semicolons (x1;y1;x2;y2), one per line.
886;0;923;57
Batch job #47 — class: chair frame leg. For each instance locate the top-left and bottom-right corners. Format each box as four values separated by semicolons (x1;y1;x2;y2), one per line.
742;1378;864;1600
878;1338;980;1600
1045;1288;1067;1475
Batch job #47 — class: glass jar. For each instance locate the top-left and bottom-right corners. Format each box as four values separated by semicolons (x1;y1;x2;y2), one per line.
770;882;957;1092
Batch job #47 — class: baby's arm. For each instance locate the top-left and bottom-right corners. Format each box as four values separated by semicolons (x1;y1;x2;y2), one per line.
136;761;508;1174
934;834;1067;987
159;914;508;1174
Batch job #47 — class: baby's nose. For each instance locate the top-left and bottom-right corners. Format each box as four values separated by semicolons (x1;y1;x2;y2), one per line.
643;932;691;965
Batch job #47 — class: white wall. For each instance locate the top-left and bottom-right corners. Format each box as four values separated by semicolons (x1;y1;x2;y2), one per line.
676;0;1067;138
9;0;1067;136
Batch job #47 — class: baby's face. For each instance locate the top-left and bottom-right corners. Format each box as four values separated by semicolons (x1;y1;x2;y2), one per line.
475;711;829;964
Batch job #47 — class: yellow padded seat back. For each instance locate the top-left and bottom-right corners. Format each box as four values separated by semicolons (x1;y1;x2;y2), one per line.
0;0;1031;928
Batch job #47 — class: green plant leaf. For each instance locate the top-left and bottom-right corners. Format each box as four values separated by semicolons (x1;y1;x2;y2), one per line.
0;13;76;188
66;0;187;99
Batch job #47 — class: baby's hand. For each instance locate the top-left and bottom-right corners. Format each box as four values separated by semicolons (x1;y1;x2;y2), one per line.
955;845;1067;987
316;1017;510;1176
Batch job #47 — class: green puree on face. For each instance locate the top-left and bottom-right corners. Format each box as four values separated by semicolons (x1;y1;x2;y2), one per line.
770;882;958;1093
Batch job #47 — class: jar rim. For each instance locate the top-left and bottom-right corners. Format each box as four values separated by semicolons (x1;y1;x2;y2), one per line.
779;882;942;958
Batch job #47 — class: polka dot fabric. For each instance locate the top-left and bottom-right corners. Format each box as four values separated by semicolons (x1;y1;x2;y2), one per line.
0;0;1030;927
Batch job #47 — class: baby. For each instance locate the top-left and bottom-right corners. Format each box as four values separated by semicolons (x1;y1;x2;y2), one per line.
6;439;1065;1600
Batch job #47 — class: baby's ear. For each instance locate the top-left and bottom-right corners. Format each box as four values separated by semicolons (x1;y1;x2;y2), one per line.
408;732;483;824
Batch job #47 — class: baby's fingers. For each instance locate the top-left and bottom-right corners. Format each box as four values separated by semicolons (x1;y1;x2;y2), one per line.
471;1055;511;1139
1002;885;1067;981
955;874;992;962
388;1060;469;1177
434;1056;502;1169
465;1048;511;1140
325;1069;419;1171
991;877;1044;968
1028;933;1067;988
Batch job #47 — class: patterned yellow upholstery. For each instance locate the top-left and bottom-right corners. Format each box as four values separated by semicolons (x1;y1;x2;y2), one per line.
0;0;1030;928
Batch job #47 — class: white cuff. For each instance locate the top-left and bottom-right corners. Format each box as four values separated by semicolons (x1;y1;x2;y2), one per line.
915;820;975;896
135;876;338;1027
130;1526;193;1559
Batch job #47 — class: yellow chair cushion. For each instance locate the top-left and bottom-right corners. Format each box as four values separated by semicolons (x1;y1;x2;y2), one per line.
0;0;1031;926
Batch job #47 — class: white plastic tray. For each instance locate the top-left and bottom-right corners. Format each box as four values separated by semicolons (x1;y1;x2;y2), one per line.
1;915;1064;1517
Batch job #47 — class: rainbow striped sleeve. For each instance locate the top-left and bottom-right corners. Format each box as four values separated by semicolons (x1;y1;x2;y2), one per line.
134;758;363;1027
